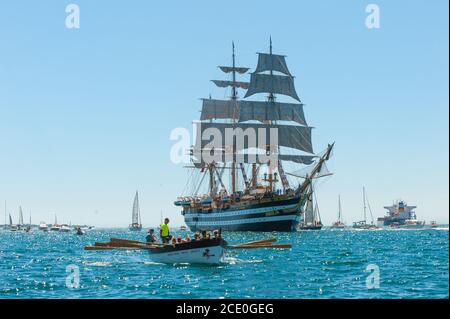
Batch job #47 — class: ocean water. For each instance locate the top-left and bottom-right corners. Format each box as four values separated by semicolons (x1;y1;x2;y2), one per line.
0;227;448;299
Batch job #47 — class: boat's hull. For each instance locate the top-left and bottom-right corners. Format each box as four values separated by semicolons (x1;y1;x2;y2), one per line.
183;199;301;232
352;225;377;230
299;225;323;230
148;239;226;264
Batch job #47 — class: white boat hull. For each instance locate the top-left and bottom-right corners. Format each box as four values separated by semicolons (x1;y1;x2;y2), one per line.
148;245;225;264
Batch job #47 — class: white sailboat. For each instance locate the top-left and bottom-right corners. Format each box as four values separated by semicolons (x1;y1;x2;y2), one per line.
298;185;323;230
331;195;346;228
50;214;61;231
18;206;24;230
353;187;377;229
9;214;18;231
129;191;142;231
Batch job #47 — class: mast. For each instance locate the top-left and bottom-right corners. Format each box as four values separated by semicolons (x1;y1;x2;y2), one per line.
338;195;342;222
267;37;274;191
231;42;237;195
363;186;367;222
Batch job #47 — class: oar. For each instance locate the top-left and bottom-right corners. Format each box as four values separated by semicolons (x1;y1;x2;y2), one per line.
227;243;292;249
110;238;163;246
230;238;277;248
85;246;115;251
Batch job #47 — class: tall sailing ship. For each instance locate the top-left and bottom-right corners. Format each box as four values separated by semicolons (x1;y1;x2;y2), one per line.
129;191;142;231
175;40;334;232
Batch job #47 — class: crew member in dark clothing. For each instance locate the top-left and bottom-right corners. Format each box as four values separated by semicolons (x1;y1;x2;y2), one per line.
146;229;157;243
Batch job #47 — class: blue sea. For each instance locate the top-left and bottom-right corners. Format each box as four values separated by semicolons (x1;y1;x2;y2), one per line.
0;227;448;299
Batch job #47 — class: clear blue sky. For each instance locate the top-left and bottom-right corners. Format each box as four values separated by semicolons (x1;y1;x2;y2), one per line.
0;0;448;227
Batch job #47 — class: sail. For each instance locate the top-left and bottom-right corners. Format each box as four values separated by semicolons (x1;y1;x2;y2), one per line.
18;206;24;225
254;53;292;76
195;122;313;153
244;73;300;101
219;66;249;74
200;99;307;125
211;80;249;89
304;194;314;224
9;214;13;226
132;191;140;225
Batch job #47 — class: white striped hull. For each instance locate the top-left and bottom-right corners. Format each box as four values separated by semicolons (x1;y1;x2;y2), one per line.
148;245;225;264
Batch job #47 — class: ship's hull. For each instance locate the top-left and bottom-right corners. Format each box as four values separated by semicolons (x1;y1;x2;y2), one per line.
298;224;323;230
182;197;301;232
381;218;425;227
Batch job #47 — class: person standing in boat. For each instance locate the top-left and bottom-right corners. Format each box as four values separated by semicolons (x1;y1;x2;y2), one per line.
160;218;171;243
146;229;157;243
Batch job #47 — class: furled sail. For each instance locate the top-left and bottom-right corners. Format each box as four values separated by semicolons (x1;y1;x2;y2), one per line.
200;99;307;125
132;191;141;225
211;80;249;89
254;53;292;76
219;66;249;74
195;122;313;153
244;73;300;101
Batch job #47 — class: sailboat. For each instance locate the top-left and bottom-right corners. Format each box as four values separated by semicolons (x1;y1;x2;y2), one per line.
17;206;24;230
299;185;323;230
9;214;18;231
129;191;142;231
353;187;377;229
331;195;346;228
50;214;61;231
174;40;334;232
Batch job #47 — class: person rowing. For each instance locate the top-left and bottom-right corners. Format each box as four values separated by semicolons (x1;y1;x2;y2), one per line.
146;229;157;243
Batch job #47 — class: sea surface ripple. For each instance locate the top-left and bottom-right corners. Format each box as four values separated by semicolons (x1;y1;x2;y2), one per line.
0;227;448;299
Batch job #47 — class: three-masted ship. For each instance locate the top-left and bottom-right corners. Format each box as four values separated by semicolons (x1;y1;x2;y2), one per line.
175;40;334;232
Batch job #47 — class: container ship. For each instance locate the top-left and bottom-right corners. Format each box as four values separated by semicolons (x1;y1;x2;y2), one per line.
377;200;424;228
174;40;334;232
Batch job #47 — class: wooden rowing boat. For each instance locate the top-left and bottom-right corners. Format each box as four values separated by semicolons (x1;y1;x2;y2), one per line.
84;237;291;264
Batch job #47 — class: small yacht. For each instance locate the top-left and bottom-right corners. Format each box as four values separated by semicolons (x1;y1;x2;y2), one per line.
39;222;49;231
352;187;378;230
331;195;346;229
430;221;438;228
50;215;61;231
8;214;18;231
60;224;71;232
